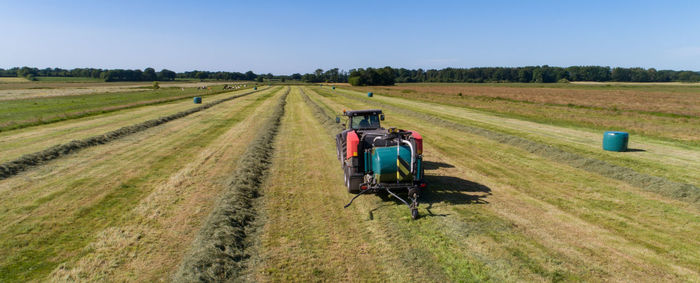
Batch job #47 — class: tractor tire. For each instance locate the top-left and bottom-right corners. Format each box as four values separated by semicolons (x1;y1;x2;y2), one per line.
345;166;361;194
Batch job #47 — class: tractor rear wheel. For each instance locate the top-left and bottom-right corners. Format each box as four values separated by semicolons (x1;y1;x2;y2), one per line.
345;166;361;194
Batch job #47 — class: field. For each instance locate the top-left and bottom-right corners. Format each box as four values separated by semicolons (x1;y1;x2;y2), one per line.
0;82;698;282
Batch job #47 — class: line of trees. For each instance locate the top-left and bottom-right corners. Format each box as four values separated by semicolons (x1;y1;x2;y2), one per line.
1;67;180;82
390;66;700;84
302;66;700;86
0;67;264;82
3;65;699;85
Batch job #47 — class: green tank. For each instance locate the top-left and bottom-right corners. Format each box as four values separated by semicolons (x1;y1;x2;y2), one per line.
371;145;413;183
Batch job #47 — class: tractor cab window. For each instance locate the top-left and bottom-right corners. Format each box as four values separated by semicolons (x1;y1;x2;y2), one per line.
351;114;380;130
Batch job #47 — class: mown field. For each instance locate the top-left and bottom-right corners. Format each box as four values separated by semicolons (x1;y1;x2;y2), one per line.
0;82;697;282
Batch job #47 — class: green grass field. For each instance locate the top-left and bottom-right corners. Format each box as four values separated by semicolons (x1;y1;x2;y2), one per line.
0;85;251;131
33;76;106;83
0;83;697;281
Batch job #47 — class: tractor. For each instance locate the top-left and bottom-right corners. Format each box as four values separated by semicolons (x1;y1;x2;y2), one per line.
335;109;426;219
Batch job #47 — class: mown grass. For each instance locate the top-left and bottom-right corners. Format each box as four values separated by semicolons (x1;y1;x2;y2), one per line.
323;87;700;205
332;88;700;187
174;87;289;282
303;88;583;281
347;85;700;144
305;86;700;281
0;77;29;83
33;77;105;83
0;88;264;179
399;82;700;93
0;85;251;132
0;88;280;282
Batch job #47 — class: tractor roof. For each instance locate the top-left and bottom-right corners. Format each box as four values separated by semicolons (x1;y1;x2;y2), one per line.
344;109;383;117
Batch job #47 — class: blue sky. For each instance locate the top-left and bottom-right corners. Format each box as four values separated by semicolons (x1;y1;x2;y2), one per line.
2;0;699;74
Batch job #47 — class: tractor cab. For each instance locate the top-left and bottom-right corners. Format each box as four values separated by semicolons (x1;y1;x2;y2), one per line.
338;109;385;131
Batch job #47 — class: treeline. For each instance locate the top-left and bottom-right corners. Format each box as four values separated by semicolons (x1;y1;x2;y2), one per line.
392;66;700;83
0;67;266;82
3;65;699;85
341;65;700;85
0;67;180;82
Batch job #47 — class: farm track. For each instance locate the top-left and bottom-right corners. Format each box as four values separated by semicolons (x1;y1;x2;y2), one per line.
326;87;700;204
296;86;700;281
173;87;289;282
0;87;282;281
0;87;267;180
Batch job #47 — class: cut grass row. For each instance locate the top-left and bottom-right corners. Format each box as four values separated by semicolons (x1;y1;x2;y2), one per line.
303;86;700;281
322;87;700;205
173;87;290;282
0;85;253;132
0;87;281;281
0;87;268;180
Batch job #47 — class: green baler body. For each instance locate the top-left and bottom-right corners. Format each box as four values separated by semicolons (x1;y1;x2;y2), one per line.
370;145;414;183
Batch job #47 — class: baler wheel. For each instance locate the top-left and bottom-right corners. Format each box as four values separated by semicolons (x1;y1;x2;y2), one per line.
411;208;419;219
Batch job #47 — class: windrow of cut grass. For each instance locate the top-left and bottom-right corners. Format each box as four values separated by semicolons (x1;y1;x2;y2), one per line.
173;87;290;282
299;88;344;133
0;85;252;132
321;87;700;205
0;88;266;180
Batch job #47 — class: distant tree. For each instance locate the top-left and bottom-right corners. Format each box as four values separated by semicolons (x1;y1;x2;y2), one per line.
291;73;302;80
196;71;208;81
244;71;257;81
17;66;38;79
158;69;176;81
143;67;157;81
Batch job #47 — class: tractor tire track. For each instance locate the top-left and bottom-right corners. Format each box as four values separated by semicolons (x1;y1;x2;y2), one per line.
0;88;266;180
173;87;289;282
325;88;700;205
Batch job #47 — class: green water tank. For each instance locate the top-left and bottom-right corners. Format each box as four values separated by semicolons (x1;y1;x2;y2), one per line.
371;145;413;183
368;92;373;97
603;131;629;152
193;97;202;104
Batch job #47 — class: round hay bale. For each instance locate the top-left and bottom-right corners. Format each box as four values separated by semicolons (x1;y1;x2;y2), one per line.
603;131;629;152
